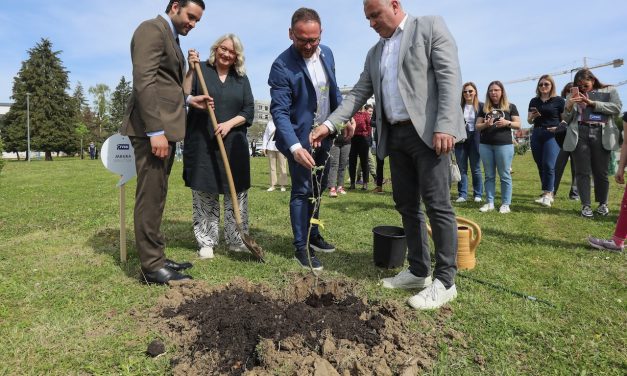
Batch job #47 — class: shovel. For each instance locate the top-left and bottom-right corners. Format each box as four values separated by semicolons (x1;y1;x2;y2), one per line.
193;62;265;262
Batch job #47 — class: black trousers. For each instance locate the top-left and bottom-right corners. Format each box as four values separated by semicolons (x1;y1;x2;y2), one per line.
349;135;371;185
388;124;458;288
572;125;610;207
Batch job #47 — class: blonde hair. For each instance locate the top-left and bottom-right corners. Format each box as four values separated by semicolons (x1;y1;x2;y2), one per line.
460;82;479;112
535;74;557;98
208;33;246;76
483;81;510;113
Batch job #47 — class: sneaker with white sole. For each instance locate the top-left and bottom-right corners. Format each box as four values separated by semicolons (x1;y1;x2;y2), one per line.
587;236;624;253
280;186;286;192
407;278;457;310
455;197;467;203
479;203;495;212
595;204;609;216
381;269;432;289
540;196;552;207
499;204;511;214
309;234;335;253
294;247;323;271
198;246;214;259
267;186;276;192
229;244;248;253
474;197;482;203
581;205;593;218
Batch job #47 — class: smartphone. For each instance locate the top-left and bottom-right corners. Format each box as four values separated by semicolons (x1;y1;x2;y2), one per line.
570;87;579;97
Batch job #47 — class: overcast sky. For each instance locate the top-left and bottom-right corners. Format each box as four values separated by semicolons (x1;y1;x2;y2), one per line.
2;0;626;122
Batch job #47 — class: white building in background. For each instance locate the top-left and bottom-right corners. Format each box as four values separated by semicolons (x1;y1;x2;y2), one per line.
254;100;271;124
0;102;11;116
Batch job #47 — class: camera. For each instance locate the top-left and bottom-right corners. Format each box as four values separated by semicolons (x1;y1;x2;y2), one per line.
489;109;503;122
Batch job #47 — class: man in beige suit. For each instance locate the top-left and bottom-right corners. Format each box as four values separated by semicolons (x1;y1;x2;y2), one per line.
311;0;464;309
121;0;210;284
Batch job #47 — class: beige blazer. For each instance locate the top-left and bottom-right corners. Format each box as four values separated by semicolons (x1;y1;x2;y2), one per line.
327;15;464;159
120;15;187;142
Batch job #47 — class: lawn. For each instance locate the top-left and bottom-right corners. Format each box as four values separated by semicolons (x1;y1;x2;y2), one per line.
0;153;625;375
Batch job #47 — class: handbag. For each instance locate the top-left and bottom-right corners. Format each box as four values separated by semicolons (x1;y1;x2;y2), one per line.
450;153;462;183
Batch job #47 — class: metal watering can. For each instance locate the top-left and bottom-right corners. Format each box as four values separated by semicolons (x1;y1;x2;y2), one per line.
427;216;481;270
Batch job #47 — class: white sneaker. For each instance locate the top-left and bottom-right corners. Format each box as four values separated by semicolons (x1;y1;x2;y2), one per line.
229;244;248;253
499;205;511;214
455;197;466;203
479;203;494;212
267;186;276;192
540;196;552;207
280;186;286;192
534;196;544;204
381;269;432;289
474;197;482;203
407;278;457;310
198;246;214;259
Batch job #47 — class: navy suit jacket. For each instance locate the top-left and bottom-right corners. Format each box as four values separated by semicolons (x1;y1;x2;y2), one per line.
268;44;342;156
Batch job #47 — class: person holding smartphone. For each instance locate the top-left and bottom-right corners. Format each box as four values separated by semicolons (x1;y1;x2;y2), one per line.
552;83;579;201
476;81;521;214
454;82;484;203
527;75;565;207
561;68;622;218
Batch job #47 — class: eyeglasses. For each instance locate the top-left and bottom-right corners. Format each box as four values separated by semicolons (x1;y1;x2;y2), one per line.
293;35;321;46
217;45;236;56
538;82;551;87
463;90;474;94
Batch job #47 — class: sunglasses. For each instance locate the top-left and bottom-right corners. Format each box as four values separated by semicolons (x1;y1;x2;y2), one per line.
538;82;551;87
463;90;474;94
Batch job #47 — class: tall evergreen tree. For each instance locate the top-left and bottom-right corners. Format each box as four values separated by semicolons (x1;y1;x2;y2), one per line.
110;76;132;131
1;38;77;161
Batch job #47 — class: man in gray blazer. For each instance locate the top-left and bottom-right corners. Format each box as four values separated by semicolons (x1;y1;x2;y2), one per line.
311;0;464;309
121;0;209;285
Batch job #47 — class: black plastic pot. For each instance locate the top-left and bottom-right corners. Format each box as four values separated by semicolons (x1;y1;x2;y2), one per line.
372;225;407;269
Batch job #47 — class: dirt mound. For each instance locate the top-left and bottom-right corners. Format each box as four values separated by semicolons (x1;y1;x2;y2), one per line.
150;274;465;375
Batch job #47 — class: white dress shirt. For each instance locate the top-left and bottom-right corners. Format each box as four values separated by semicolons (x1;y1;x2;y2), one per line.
380;15;410;124
290;47;329;153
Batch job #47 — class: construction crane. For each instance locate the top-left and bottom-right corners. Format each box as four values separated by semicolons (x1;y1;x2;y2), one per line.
504;57;624;85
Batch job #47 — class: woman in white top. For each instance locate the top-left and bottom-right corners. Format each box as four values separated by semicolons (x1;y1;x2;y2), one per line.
454;82;484;203
261;120;288;191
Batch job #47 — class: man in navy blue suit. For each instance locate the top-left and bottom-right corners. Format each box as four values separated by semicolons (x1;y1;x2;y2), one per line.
268;7;343;270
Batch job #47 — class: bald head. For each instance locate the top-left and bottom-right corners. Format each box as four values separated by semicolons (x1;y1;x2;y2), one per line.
363;0;405;38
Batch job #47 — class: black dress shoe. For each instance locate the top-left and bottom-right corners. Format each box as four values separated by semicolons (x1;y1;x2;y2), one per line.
142;267;192;285
164;259;193;271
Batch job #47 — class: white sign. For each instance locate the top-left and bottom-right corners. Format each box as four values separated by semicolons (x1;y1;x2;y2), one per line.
101;133;136;187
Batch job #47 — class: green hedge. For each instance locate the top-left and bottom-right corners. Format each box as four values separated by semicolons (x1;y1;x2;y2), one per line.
0;139;5;174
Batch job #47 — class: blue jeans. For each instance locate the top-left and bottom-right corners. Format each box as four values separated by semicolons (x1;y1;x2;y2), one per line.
531;127;560;192
454;132;483;199
480;143;514;206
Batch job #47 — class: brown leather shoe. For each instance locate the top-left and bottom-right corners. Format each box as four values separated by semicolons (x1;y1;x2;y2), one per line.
372;186;384;193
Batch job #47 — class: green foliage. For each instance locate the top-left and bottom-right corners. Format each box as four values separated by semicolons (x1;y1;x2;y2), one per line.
109;76;132;132
514;140;530;155
0;138;4;174
88;83;111;140
1;38;77;160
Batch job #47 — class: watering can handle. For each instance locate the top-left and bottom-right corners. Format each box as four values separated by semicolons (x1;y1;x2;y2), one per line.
456;216;481;251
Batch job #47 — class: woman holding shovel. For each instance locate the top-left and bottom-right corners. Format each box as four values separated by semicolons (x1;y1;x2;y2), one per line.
183;34;254;259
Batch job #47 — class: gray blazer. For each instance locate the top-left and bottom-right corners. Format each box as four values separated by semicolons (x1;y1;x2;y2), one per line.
327;15;464;159
561;86;622;152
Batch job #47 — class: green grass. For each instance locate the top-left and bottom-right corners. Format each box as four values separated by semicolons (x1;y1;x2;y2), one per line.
0;153;625;375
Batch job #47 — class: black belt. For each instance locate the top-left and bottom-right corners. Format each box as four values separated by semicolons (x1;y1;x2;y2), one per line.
391;119;412;126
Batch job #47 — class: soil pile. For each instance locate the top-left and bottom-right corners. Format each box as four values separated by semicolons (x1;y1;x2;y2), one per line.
151;275;465;375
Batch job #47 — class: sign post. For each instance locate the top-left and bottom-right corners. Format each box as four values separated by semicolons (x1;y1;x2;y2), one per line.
101;134;136;262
